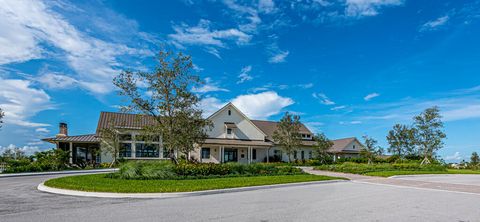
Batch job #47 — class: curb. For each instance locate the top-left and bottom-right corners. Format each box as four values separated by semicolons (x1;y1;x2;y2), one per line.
38;179;347;199
0;169;118;178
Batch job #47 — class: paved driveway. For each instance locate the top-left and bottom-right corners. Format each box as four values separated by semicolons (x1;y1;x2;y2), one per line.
393;174;480;186
1;173;480;222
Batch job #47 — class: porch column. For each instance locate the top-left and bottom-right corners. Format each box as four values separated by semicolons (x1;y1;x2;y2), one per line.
247;147;251;164
266;148;269;163
220;146;224;163
69;142;73;164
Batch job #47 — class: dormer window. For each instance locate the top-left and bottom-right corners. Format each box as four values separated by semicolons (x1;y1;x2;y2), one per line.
353;145;356;149
227;128;232;134
301;133;312;140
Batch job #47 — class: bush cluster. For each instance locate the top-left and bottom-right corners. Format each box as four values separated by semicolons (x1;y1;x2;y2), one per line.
314;162;446;174
115;161;304;180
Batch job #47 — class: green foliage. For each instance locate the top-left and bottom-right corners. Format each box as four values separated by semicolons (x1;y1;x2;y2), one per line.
314;162;446;175
413;106;446;163
386;124;417;157
113;50;211;164
0;107;4;129
312;133;334;164
115;161;304;180
2;149;71;173
45;174;341;193
470;152;479;168
361;135;384;164
273;112;302;162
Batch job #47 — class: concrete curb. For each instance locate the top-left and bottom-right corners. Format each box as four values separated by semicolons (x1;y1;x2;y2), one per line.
38;179;347;199
0;169;117;178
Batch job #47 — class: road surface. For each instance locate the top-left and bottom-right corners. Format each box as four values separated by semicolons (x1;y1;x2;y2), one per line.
1;173;479;222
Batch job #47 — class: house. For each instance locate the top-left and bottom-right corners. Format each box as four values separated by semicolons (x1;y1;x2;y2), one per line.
42;103;363;164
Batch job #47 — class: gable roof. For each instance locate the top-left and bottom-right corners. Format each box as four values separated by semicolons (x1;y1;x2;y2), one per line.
96;111;157;135
250;120;312;141
329;137;363;153
207;102;267;137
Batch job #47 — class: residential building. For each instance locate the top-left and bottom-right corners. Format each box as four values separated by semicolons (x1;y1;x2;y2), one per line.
43;103;363;164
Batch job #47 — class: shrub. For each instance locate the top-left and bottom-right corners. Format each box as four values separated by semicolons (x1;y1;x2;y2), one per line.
115;161;304;180
314;162;446;174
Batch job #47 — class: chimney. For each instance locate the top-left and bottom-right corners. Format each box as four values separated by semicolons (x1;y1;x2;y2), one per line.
56;122;68;137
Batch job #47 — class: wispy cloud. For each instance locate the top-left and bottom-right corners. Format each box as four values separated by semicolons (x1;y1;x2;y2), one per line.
331;105;347;111
192;77;229;93
312;93;335;105
364;92;380;101
345;0;404;17
237;65;253;83
0;0;154;95
169;19;252;58
420;15;449;32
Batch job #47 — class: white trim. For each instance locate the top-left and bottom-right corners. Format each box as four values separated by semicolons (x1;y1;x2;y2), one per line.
207;102;267;137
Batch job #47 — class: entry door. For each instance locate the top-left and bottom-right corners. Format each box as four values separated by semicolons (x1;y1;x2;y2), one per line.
224;148;238;162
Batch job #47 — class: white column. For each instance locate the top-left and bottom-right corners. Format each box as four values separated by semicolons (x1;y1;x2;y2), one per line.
220;146;224;163
131;134;136;158
69;142;73;164
248;147;252;164
266;148;269;163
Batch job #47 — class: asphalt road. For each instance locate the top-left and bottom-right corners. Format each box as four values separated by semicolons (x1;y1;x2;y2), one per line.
1;174;480;222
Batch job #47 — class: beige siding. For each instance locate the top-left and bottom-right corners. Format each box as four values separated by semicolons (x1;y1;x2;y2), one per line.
207;105;265;140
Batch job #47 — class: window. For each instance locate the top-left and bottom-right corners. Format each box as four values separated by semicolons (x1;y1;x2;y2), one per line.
301;151;305;160
353;145;356;149
252;149;257;160
162;147;169;158
201;148;211;159
227;128;232;134
293;151;297;159
119;143;132;158
119;134;132;141
309;151;312;159
136;143;159;158
228;110;231;115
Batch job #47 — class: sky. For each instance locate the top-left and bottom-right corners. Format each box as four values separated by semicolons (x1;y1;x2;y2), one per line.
0;0;479;162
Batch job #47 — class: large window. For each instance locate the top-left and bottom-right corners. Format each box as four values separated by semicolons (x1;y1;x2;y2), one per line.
136;143;159;158
119;143;132;158
252;149;257;160
201;148;211;159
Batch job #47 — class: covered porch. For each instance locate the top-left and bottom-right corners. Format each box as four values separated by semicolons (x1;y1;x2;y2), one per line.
42;134;101;166
196;138;273;164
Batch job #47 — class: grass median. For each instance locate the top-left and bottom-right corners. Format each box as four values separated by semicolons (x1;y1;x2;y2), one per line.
365;169;480;177
44;173;345;193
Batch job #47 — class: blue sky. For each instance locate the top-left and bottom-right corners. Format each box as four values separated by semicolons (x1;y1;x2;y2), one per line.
0;0;479;162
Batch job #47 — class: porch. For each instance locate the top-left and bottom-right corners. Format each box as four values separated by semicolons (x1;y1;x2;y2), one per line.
195;138;274;163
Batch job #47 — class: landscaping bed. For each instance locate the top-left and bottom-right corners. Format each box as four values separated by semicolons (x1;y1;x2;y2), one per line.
44;173;341;193
314;162;447;175
43;161;345;193
365;169;480;177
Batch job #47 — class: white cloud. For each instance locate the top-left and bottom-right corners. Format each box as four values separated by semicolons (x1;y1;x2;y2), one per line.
192;77;229;93
0;0;152;95
340;120;362;125
345;0;404;17
304;121;324;133
269;50;289;63
331;105;347;110
0;78;53;127
237;65;253;83
169;19;251;56
312;93;335;105
442;105;480;122
0;144;41;156
364;92;380;101
35;127;50;133
199;96;227;117
420;15;449;32
299;83;314;89
36;73;78;89
232;91;294;119
223;0;262;33
258;0;277;14
445;152;462;161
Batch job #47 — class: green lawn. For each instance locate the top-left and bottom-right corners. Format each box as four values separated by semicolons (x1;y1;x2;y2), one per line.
365;169;480;177
44;173;345;193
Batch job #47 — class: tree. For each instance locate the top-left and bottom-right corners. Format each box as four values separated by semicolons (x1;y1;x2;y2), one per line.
98;123;122;167
0;107;4;129
312;133;333;164
273;112;302;162
113;50;211;164
471;152;479;166
413;106;446;165
361;135;383;164
2;147;26;160
386;124;417;158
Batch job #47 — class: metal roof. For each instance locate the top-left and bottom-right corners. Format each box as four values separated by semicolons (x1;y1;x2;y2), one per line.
42;134;99;143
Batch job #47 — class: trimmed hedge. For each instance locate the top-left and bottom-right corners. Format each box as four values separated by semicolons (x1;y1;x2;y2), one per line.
114;161;304;180
314;162;447;175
